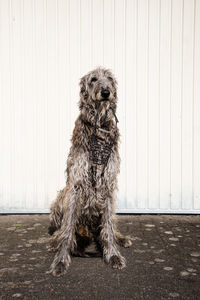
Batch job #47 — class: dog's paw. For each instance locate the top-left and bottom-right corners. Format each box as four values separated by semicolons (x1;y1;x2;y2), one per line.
116;235;133;248
110;255;126;270
50;254;71;277
121;238;132;248
46;245;57;253
51;261;68;277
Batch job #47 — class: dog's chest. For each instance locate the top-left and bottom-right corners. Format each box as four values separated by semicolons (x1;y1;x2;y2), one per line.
89;132;114;166
88;130;116;186
81;178;112;217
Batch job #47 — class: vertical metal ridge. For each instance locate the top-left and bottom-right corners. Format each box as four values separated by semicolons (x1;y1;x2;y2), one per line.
79;0;82;74
68;0;71;135
20;0;24;209
0;2;2;207
124;0;127;208
33;0;36;207
169;0;173;210
103;0;104;66
193;0;200;210
113;0;115;70
135;0;138;209
147;0;149;209
44;0;48;206
180;0;184;209
135;0;138;208
9;0;13;210
91;0;93;67
158;0;161;209
192;0;196;210
56;0;60;188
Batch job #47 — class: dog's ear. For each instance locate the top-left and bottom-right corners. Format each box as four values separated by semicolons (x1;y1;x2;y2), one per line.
79;76;88;100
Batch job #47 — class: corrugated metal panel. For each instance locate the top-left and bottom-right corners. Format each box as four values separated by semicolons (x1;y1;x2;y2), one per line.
0;0;200;213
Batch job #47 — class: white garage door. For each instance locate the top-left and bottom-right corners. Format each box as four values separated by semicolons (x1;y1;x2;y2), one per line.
0;0;200;213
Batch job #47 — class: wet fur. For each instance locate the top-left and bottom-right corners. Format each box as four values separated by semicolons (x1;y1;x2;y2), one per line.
49;67;132;276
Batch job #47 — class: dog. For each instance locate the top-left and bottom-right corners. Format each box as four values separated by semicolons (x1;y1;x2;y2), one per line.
48;67;132;276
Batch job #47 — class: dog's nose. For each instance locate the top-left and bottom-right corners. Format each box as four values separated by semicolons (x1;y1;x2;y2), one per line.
101;89;110;99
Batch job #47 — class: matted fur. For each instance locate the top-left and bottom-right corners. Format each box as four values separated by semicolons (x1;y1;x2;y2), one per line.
49;67;132;276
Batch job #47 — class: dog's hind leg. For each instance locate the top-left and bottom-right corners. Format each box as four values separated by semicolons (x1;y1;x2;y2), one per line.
50;184;81;277
48;187;69;253
48;186;69;236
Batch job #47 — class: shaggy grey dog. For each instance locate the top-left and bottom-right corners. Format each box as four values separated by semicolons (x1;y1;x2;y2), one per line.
49;67;132;277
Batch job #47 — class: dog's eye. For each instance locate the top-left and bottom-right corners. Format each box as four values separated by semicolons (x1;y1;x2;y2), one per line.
108;76;113;82
91;77;97;83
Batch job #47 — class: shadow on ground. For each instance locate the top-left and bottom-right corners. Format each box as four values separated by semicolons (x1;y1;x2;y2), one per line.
0;214;200;300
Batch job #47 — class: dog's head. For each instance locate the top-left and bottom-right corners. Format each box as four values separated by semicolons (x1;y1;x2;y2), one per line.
79;67;117;124
80;67;117;102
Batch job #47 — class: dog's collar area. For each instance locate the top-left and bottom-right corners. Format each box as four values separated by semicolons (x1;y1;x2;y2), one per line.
82;107;119;134
96;107;118;134
83;122;114;134
97;127;112;134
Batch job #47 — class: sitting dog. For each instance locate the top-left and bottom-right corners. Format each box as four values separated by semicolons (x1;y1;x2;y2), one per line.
49;67;132;276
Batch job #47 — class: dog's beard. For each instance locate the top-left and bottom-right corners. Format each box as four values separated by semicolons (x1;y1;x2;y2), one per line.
98;101;110;119
93;100;113;126
81;94;115;126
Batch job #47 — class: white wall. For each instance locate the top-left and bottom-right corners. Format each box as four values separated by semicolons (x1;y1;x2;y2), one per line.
0;0;200;213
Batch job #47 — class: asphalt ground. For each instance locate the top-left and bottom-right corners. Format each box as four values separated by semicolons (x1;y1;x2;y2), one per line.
0;214;200;300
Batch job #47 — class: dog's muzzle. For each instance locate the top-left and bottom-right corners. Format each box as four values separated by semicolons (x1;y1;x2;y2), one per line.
101;88;110;100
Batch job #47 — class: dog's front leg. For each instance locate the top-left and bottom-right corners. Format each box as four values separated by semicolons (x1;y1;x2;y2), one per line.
100;195;126;269
50;184;80;277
